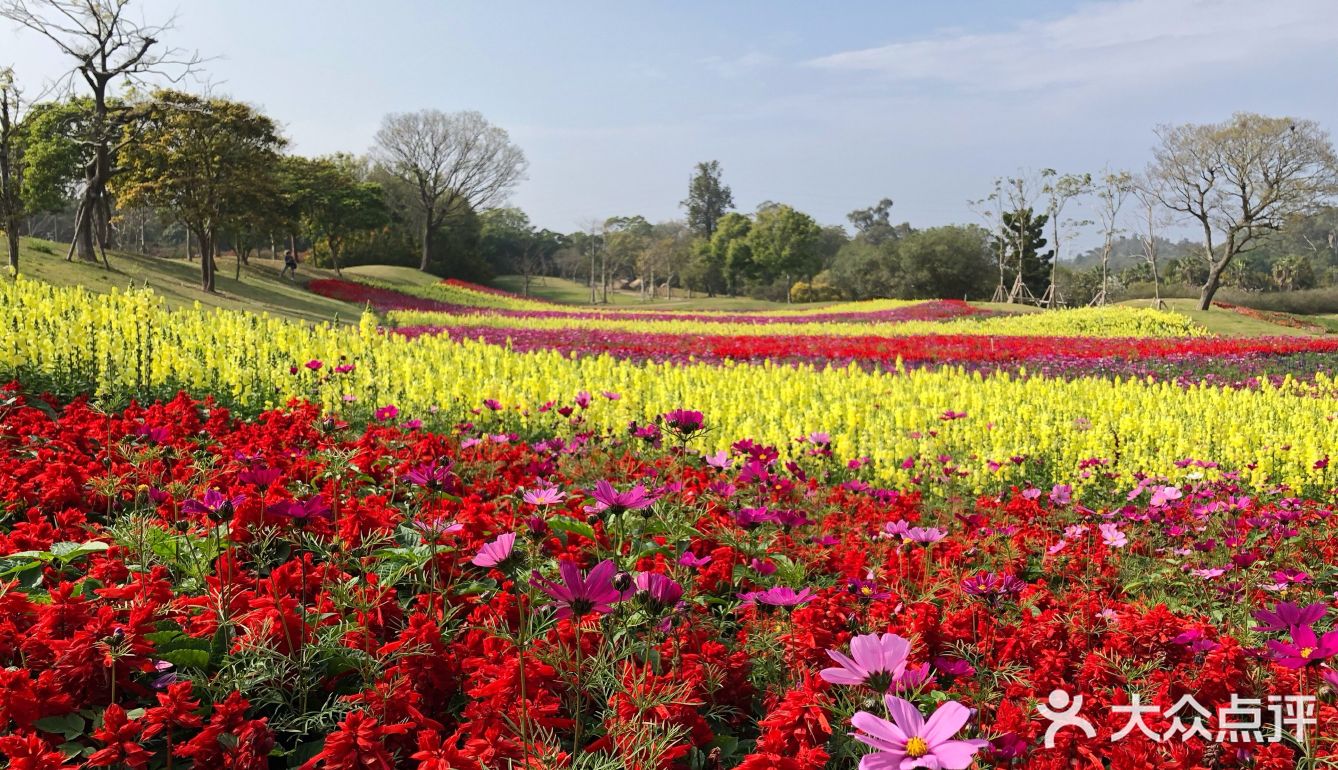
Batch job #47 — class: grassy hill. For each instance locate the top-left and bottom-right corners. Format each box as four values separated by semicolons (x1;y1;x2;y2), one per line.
491;274;839;311
5;237;364;324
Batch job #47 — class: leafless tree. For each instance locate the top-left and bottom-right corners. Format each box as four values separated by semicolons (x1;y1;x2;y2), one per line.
1148;113;1338;310
1091;169;1133;306
372;109;527;272
1040;169;1091;308
1131;179;1169;309
0;0;201;265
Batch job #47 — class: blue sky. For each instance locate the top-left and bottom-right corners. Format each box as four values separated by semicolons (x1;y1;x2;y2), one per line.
6;0;1338;242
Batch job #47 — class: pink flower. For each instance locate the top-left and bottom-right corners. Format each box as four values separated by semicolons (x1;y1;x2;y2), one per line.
522;486;567;506
1049;484;1072;506
531;559;630;618
1099;522;1127;548
374;404;399;421
1150;485;1183;507
820;633;910;692
584;480;657;514
852;696;988;770
678;552;712;568
471;532;516;568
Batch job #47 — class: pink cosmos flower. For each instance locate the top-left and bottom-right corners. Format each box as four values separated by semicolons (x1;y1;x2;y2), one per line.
1254;601;1327;633
1150;485;1184;507
374;404;399;421
634;572;684;608
1049;484;1072;505
585;480;657;514
1099;523;1127;548
1269;625;1338;669
678;552;712;568
704;450;733;470
852;696;988;770
738;586;815;608
182;489;246;519
522;486;567;506
470;533;516;568
820;632;910;692
531;559;631;618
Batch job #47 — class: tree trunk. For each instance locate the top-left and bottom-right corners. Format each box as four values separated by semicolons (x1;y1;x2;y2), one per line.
5;225;17;274
1198;263;1227;311
420;215;433;272
199;231;215;292
329;238;342;276
185;230;193;261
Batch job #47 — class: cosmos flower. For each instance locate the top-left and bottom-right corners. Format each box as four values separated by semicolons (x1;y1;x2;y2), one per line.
634;572;684;608
585;480;657;514
820;633;910;692
531;559;631;618
522;486;567;506
181;489;246;519
738;586;815;608
1268;625;1338;669
851;696;988;770
662;408;705;435
471;533;517;568
1253;601;1328;633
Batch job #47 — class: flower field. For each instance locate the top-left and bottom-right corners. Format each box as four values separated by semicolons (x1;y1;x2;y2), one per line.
4;276;1338;769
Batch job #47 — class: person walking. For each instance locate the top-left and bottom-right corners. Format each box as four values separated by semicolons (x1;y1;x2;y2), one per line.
281;248;298;281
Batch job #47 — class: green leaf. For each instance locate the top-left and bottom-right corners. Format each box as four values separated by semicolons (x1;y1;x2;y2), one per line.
157;648;211;669
548;516;596;541
35;713;85;740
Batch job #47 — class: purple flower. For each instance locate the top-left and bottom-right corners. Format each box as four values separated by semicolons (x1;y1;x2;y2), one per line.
820;632;910;692
585;480;657;515
961;572;1026;606
634;572;684;608
734;506;775;528
404;460;455;490
1268;625;1338;669
471;532;517;568
374;404;400;421
662;408;705;435
847;578;892;602
181;489;246;519
677;552;712;568
738;586;814;608
531;559;631;618
237;467;282;489
1254;601;1328;633
266;495;331;523
304;359;323;371
134;424;170;444
1049;484;1072;506
933;656;976;679
852;696;988;770
904;526;946;545
750;558;776;576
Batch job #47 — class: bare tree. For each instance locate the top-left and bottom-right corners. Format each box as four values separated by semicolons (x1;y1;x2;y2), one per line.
0;0;200;265
1132;180;1168;309
1040;169;1091;308
1148;113;1338;310
372;109;527;272
1091;169;1133;306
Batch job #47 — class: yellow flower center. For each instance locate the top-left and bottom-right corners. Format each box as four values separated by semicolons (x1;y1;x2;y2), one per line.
1301;646;1315;658
905;736;930;758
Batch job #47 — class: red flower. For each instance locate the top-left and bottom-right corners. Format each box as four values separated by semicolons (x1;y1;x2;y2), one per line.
302;710;411;770
87;704;151;769
142;680;203;739
409;731;483;770
0;732;80;770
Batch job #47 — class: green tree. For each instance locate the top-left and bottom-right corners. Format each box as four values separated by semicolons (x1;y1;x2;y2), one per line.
847;197;905;245
708;212;753;294
896;225;995;299
993;207;1053;300
117;90;286;292
829;239;898;300
0;69;23;272
284;155;387;275
681;160;734;238
749;204;822;302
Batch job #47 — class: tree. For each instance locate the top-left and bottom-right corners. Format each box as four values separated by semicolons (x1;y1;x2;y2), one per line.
479;208;563;295
0;68;23;272
709;212;752;294
992;207;1052;301
1091;170;1134;305
283;155;386;275
1;0;199;263
681;160;733;238
1131;181;1169;309
1040;171;1091;306
749;204;822;303
1149;113;1338;310
847;197;902;245
896;225;995;299
372;109;526;272
116;90;285;292
829;239;898;300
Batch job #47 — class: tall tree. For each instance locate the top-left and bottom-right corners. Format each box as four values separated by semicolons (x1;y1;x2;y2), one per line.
1040;170;1091;307
0;68;23;272
116;90;285;292
709;212;752;295
993;207;1052;300
1;0;198;264
372;109;526;273
284;155;386;275
847;197;900;245
1149;113;1338;310
749;203;822;303
681;160;734;238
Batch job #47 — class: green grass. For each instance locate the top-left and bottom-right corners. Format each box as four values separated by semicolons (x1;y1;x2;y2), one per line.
1116;298;1324;337
342;264;444;288
492;274;838;311
4;237;364;324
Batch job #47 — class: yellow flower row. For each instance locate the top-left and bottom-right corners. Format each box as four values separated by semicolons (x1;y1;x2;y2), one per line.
1;278;1330;494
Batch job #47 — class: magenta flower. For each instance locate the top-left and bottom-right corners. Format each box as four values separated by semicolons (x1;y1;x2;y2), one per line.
821;632;910;692
237;467;282;489
904;526;946;545
961;572;1026;607
1049;484;1072;506
522;486;567;506
738;586;814;608
852;696;988;770
374;404;399;421
1268;625;1338;669
182;489;246;519
634;572;684;608
1150;485;1184;507
584;480;657;515
846;578;891;602
266;495;331;523
1254;601;1327;633
531;559;631;618
471;533;517;568
678;552;712;568
404;461;455;491
662;408;705;435
303;359;323;371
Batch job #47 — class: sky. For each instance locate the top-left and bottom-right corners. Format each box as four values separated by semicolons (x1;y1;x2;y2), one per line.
4;0;1338;245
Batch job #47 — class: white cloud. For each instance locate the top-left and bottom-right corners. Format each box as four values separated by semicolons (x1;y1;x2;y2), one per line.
806;0;1338;92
